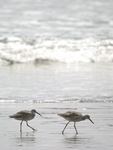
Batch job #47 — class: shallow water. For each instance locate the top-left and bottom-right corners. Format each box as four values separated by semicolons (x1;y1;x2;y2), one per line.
0;62;113;102
0;102;113;150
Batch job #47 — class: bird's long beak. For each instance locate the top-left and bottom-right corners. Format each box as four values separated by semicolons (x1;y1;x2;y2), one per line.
36;111;42;116
89;118;94;124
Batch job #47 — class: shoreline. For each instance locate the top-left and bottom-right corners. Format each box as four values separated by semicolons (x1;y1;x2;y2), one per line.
0;102;113;149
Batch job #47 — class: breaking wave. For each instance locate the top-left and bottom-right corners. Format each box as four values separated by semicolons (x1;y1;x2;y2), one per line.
0;37;113;64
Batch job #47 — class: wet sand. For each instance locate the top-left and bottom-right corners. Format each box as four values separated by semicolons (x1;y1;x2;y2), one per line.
0;102;113;150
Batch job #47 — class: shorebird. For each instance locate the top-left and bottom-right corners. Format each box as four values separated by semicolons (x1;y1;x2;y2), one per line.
57;111;94;134
9;109;42;132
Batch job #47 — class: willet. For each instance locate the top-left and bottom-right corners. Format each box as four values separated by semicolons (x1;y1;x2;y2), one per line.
9;109;42;132
57;111;94;134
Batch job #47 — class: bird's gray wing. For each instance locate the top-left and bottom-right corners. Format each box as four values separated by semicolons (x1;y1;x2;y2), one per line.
66;111;82;117
58;111;82;118
17;110;31;115
9;113;23;118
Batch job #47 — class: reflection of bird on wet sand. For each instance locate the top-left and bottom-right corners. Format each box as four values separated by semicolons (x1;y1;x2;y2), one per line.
9;109;42;132
58;111;94;134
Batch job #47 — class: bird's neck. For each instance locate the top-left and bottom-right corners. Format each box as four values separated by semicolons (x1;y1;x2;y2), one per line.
31;112;35;116
82;115;87;120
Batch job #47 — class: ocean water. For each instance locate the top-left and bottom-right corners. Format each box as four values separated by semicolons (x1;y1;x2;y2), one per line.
0;0;113;103
0;0;113;64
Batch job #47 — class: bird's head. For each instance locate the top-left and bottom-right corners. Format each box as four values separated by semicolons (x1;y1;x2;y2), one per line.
31;109;42;116
84;115;94;124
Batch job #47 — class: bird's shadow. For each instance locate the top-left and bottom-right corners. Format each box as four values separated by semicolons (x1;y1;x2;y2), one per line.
20;130;36;138
63;134;78;144
14;131;36;146
62;134;91;147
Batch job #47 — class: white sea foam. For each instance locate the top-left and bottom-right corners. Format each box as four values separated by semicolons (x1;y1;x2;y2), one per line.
0;37;113;64
0;99;112;103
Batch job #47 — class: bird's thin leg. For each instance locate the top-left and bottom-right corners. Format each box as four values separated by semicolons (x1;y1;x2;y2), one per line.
20;121;23;132
62;121;70;134
26;121;37;131
74;122;78;134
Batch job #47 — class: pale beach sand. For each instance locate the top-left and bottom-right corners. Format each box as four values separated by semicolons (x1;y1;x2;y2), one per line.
0;102;113;150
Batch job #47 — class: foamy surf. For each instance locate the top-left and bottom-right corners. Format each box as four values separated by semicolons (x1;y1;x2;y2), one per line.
0;37;113;64
0;99;113;103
